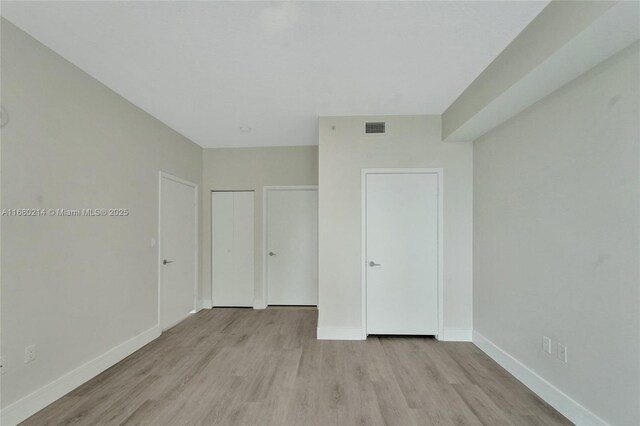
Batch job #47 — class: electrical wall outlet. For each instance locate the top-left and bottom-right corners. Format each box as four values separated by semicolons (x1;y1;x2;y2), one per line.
557;343;568;363
542;336;552;354
24;345;36;363
0;356;6;374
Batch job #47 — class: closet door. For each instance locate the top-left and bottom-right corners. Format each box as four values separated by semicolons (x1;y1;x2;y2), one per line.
211;191;254;307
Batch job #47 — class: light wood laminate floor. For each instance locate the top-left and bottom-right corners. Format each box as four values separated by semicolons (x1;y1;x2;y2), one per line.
22;307;571;426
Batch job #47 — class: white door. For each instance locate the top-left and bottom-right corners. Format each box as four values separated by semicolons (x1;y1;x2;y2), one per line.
266;188;318;305
160;174;197;330
212;191;254;306
365;172;439;335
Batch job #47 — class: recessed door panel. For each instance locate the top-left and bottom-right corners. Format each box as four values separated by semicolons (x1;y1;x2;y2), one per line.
160;176;196;330
366;173;438;335
212;191;254;307
267;189;318;306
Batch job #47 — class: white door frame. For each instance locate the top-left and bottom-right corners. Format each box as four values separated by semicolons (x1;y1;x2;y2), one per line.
361;168;444;340
262;185;319;309
158;171;199;330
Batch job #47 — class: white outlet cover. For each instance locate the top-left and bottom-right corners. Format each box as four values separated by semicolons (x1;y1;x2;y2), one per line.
558;343;568;362
543;336;552;354
24;345;36;363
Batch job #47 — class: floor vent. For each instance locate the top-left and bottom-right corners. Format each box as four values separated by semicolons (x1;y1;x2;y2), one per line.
365;122;386;134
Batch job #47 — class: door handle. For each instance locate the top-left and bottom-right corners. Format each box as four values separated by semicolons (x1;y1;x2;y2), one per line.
269;252;277;257
163;259;174;265
369;261;381;267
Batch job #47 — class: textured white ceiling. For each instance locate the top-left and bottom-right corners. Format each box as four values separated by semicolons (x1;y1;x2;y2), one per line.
2;1;548;148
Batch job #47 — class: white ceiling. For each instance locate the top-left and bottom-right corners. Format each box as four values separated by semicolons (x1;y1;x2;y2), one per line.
2;1;548;148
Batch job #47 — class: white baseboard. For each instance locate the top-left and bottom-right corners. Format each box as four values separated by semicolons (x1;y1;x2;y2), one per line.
441;328;472;342
0;325;161;426
253;299;266;309
317;327;365;340
473;331;608;426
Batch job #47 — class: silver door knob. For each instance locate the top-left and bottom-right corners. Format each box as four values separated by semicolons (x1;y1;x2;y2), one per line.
163;259;174;265
269;252;277;256
369;261;381;267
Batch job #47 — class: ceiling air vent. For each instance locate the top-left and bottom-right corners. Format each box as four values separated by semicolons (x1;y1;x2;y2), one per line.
365;122;386;134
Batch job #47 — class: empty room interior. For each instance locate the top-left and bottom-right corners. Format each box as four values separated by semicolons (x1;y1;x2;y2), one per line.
1;1;639;425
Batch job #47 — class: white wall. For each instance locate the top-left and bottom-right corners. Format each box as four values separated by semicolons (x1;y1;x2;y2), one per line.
317;115;473;338
0;19;202;417
201;146;318;307
473;43;640;426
